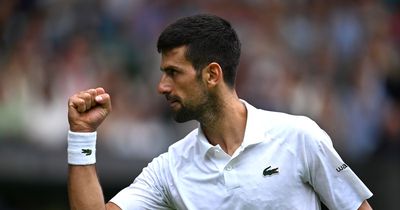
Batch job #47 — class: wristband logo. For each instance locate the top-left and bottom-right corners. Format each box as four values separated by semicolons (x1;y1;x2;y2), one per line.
81;149;92;156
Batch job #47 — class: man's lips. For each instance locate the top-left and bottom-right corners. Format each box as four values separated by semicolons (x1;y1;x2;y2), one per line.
166;95;180;107
169;100;178;106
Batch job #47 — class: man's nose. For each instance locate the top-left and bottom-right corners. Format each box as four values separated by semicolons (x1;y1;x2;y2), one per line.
157;74;171;94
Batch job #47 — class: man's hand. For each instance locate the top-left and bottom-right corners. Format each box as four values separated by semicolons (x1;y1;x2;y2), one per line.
67;88;116;210
68;87;112;132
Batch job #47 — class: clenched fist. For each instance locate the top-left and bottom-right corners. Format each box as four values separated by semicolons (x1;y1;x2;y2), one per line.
68;87;112;132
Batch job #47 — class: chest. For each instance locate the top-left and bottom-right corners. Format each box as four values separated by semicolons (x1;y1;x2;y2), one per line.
168;142;317;209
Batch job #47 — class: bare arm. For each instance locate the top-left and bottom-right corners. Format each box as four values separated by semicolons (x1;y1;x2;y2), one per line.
67;87;119;210
68;165;104;209
358;200;372;210
68;165;121;210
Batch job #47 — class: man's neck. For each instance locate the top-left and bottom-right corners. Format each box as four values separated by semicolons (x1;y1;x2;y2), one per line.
200;93;247;156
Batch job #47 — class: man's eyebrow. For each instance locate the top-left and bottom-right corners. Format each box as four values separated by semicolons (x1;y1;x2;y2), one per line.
160;65;182;72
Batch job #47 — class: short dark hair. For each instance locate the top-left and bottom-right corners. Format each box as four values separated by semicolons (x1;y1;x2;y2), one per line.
157;14;241;88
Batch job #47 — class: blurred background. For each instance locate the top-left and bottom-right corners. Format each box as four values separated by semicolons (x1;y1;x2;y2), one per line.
0;0;399;209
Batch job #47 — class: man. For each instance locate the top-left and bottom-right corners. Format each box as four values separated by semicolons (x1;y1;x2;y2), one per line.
67;14;373;210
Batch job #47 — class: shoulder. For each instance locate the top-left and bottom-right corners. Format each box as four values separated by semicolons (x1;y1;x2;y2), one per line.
157;128;200;165
245;100;319;132
168;128;199;150
254;107;331;147
144;128;200;174
259;107;323;134
147;128;198;164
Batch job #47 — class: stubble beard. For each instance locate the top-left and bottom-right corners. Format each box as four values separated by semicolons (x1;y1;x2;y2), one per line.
172;90;219;124
173;105;197;123
172;94;207;123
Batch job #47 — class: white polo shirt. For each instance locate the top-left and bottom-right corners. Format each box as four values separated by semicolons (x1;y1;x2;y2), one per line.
110;101;372;210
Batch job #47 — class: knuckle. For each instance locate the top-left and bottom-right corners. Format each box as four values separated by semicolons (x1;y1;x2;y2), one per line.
68;96;80;106
83;92;91;98
86;90;95;98
77;92;91;102
96;87;105;93
79;91;90;98
76;98;85;106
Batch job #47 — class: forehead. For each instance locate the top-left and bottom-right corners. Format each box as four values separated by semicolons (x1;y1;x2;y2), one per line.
160;46;192;69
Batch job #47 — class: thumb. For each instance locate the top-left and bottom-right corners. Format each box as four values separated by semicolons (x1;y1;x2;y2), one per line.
95;93;112;112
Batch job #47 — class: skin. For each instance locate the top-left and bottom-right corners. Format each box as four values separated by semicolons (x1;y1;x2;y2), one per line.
158;46;247;154
67;46;372;210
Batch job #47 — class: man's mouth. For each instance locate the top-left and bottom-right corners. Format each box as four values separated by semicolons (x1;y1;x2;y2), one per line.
166;95;180;108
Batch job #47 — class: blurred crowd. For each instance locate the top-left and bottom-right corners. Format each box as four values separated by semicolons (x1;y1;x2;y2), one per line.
1;0;400;164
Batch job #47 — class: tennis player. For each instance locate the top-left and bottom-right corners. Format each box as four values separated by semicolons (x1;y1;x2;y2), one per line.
67;14;373;210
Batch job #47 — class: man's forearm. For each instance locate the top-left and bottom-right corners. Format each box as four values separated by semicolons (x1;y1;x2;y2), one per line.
68;165;106;210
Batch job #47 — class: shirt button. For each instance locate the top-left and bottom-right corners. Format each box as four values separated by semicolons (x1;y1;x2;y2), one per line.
225;165;233;171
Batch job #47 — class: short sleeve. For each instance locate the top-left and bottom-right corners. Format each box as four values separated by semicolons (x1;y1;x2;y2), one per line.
301;121;373;210
109;153;173;210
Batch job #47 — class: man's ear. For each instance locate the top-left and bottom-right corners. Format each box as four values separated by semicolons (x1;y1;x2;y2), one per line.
203;62;222;87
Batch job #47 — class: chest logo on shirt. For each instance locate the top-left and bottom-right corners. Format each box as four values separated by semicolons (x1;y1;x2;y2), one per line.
263;166;279;176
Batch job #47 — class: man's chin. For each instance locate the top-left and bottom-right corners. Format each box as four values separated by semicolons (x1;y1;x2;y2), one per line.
173;115;191;123
174;118;192;123
172;111;194;123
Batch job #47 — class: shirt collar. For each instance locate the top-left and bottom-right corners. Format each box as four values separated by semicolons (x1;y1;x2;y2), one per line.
197;126;214;157
196;100;269;157
240;100;268;147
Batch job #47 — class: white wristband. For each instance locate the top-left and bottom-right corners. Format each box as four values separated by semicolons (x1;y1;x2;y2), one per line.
67;130;97;165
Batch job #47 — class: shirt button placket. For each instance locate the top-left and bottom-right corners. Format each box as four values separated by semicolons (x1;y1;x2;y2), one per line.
224;163;239;189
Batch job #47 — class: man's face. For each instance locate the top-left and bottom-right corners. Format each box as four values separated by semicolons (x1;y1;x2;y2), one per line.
158;46;211;122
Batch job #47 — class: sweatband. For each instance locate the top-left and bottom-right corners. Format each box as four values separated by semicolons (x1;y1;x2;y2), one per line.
67;131;97;165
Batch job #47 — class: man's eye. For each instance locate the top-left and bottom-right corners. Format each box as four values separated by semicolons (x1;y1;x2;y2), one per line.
166;69;177;76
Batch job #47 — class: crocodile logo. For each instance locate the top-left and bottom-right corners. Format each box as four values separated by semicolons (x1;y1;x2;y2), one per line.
81;149;92;156
263;166;279;176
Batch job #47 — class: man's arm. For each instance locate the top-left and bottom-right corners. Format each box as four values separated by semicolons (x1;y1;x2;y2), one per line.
358;200;372;210
67;87;119;210
68;165;108;210
68;165;121;210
